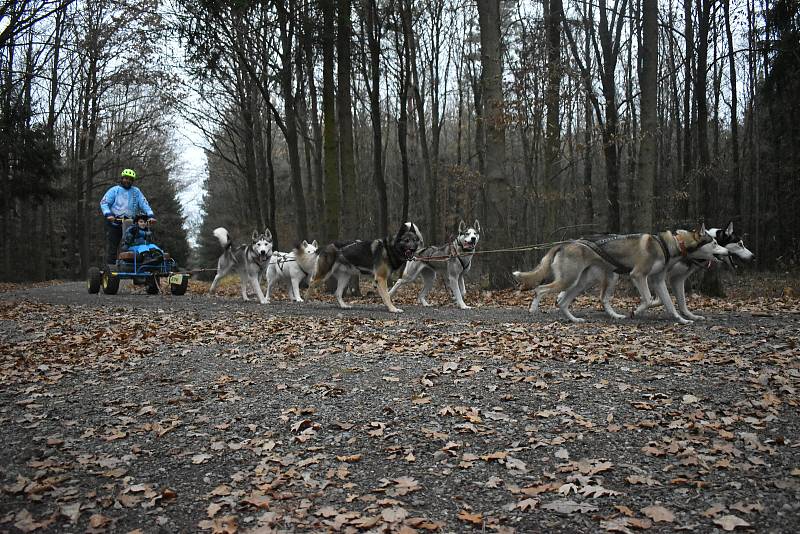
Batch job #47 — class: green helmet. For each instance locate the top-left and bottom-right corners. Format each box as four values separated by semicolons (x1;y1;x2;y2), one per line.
120;168;137;180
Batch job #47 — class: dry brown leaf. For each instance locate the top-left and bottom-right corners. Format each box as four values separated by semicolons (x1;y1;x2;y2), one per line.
713;515;751;531
641;505;674;523
457;509;483;525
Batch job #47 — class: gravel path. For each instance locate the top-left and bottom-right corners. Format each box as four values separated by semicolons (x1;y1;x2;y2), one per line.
1;281;798;533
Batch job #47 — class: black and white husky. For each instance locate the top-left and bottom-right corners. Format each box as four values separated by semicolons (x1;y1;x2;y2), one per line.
208;227;273;304
306;222;424;313
265;240;319;303
389;220;481;309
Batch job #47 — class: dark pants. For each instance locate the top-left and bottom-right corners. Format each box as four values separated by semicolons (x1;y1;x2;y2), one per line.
105;220;123;264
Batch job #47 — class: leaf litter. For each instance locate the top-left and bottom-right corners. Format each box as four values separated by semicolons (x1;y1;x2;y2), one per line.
0;278;798;532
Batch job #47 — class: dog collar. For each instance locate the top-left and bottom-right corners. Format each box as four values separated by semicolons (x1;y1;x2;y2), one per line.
675;234;688;257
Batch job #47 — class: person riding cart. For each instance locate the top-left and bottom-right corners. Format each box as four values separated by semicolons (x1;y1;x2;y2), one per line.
99;168;156;265
89;168;190;297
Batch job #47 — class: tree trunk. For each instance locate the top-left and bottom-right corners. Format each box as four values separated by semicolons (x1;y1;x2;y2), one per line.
636;0;658;231
321;0;340;243
544;0;563;234
277;3;308;240
366;0;388;236
337;0;358;237
724;0;741;215
683;0;694;217
476;0;511;287
695;0;714;217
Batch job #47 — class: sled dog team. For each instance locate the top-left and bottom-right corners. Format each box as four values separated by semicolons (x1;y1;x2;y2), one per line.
208;220;753;324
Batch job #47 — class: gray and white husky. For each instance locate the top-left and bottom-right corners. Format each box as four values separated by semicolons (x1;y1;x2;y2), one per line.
208;227;273;304
265;240;319;303
642;221;755;320
512;225;718;324
389;220;481;309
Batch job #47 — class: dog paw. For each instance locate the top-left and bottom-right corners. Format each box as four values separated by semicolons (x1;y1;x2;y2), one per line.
570;318;587;324
390;307;404;313
686;314;704;321
459;305;472;310
421;301;433;307
677;318;693;325
609;313;626;320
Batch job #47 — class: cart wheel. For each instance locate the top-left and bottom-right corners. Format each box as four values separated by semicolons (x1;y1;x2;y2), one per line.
102;271;120;295
146;276;160;295
170;276;189;296
88;267;102;294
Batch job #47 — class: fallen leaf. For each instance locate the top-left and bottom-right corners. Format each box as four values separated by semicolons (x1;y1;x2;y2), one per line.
641;505;674;523
713;515;751;531
191;453;212;464
457;509;483;525
541;500;598;514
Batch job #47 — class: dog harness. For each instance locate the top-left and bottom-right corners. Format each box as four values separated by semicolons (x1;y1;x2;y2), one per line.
577;234;637;274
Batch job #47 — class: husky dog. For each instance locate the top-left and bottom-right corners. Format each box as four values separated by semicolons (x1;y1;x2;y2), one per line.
512;225;713;324
554;234;729;322
389;220;481;309
208;227;273;304
707;222;755;269
265;240;319;303
306;222;423;313
642;221;755;320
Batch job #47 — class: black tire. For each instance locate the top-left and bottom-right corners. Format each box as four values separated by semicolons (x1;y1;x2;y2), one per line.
146;276;160;295
170;275;189;296
102;271;120;295
87;267;102;294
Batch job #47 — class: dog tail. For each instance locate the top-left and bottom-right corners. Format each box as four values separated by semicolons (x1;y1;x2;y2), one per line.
512;245;562;289
213;227;232;250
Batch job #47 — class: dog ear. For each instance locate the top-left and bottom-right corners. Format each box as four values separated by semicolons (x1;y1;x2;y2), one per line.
264;228;272;241
301;240;308;248
311;240;318;248
725;220;734;236
474;220;481;233
252;230;259;241
413;223;423;245
458;220;466;234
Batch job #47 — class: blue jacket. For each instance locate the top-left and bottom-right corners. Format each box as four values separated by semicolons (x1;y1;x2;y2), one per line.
122;226;153;250
100;185;154;220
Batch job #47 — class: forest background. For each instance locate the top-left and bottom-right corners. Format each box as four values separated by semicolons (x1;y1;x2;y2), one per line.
1;0;798;287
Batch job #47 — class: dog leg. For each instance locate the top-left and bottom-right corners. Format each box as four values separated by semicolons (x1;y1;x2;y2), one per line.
669;270;703;320
651;274;691;324
264;274;275;304
600;272;626;320
209;273;224;294
389;261;419;297
418;270;436;307
555;279;587;324
459;275;467;299
629;273;654;317
376;270;402;313
290;276;303;302
446;264;470;309
249;274;268;304
334;272;353;309
448;275;470;309
208;261;230;295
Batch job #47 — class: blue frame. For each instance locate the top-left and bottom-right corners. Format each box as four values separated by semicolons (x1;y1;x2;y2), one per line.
112;243;179;279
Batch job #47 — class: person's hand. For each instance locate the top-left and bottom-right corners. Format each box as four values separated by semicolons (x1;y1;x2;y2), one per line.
147;218;157;225
106;215;115;222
